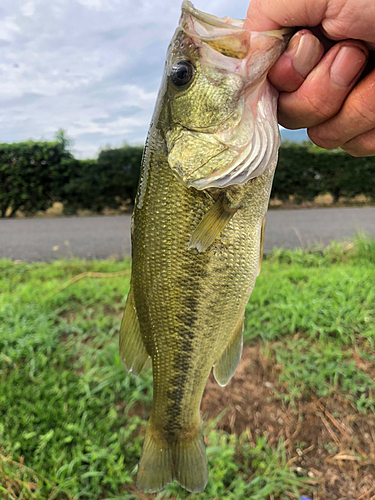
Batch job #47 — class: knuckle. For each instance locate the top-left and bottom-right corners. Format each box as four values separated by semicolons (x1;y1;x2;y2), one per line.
342;146;370;158
307;126;342;149
278;113;301;130
342;146;366;157
303;92;337;123
321;20;350;42
346;95;375;128
342;133;375;157
278;89;339;131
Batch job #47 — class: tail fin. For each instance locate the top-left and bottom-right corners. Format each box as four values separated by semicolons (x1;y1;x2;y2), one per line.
136;423;174;493
174;429;208;493
137;421;208;493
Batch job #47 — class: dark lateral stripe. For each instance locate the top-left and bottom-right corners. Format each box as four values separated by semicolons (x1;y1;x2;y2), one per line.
164;251;209;437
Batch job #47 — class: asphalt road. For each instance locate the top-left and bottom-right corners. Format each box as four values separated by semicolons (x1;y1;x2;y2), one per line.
0;207;374;262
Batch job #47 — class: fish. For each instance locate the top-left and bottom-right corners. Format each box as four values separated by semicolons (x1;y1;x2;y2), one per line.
120;1;291;493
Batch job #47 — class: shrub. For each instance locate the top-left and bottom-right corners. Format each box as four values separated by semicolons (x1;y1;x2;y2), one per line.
1;136;374;217
273;141;375;203
59;145;143;213
0;135;72;217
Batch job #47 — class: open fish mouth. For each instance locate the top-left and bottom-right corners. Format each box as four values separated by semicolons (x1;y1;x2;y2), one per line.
180;0;250;60
181;0;245;29
181;0;292;60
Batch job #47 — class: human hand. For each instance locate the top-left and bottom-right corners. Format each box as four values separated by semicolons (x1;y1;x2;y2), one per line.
244;0;375;156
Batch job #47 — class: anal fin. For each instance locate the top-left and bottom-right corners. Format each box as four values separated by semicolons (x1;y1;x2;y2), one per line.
119;286;150;377
188;196;237;253
213;315;243;387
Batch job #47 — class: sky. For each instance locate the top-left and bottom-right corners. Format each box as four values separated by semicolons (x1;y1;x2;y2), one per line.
0;0;306;159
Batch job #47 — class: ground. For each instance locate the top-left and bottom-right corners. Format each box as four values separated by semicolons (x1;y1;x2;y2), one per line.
200;344;375;500
1;241;374;500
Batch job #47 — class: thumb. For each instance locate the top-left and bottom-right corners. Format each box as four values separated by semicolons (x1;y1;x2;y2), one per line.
244;0;327;31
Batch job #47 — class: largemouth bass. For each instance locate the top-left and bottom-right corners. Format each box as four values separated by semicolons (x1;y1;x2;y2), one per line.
120;1;290;493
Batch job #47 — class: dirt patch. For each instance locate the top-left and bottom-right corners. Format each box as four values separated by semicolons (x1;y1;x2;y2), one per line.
201;344;375;500
269;194;374;210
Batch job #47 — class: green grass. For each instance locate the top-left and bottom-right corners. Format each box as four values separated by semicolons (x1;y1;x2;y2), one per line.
153;433;311;500
1;236;374;499
0;259;149;499
245;237;375;411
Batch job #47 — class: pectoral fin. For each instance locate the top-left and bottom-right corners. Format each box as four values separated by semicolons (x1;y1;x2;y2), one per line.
213;316;243;387
257;215;266;276
188;197;237;253
119;286;150;376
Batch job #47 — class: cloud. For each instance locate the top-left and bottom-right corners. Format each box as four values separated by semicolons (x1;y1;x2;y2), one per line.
77;0;119;12
21;2;35;17
0;0;301;158
0;16;20;41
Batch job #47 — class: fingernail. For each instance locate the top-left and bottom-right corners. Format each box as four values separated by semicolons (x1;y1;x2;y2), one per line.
284;31;303;54
331;45;367;87
291;32;322;78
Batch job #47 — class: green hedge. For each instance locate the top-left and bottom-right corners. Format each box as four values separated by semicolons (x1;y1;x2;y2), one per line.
273;142;375;203
0;138;374;217
0;137;72;217
59;145;142;214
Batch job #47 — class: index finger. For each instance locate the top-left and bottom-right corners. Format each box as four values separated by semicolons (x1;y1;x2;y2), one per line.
244;0;328;31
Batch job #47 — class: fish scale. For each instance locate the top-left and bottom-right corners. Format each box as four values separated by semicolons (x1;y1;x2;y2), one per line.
120;0;291;493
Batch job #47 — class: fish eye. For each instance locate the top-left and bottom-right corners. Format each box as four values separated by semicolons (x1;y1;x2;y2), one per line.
170;61;194;87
